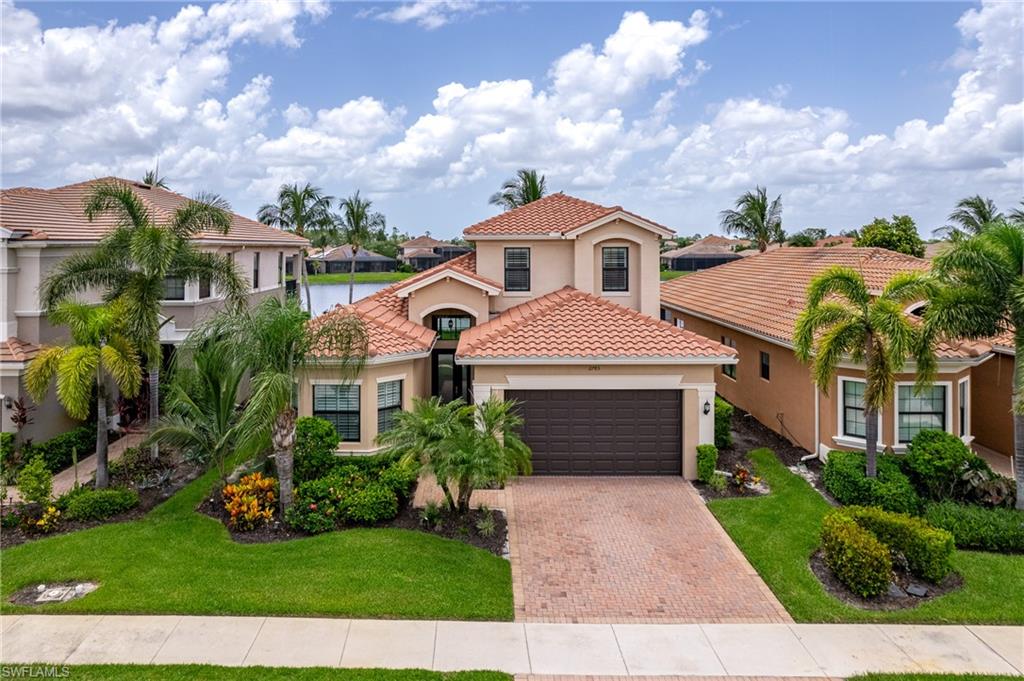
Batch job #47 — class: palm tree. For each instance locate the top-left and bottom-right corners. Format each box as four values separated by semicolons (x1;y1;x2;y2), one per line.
24;302;141;488
934;195;1004;240
795;267;938;477
925;222;1024;508
337;191;386;304
147;337;246;483
258;183;334;312
41;180;247;460
719;186;784;252
305;222;341;275
489;169;547;211
142;168;168;189
197;297;368;511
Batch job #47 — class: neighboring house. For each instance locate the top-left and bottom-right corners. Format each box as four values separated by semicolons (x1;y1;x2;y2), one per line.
970;329;1014;471
398;235;472;271
660;235;750;271
924;241;951;259
0;177;308;442
815;236;856;247
659;247;1010;472
300;193;737;478
306;245;397;274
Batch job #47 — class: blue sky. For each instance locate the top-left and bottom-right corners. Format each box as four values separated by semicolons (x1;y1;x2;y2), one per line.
3;1;1021;239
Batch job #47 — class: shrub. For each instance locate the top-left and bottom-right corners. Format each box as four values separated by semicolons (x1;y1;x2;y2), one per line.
17;455;53;506
64;488;139;521
21;426;94;474
285;474;350;534
959;467;1017;509
821;510;892;598
823;450;920;514
378;460;419;501
696;444;718;483
844;505;955;583
345;482;399;524
221;473;277;531
420;501;443;529
714;397;734;449
0;432;14;474
924;501;1024;553
904;430;978;500
294;416;340;482
476;510;497;537
33;506;61;533
709;472;727;493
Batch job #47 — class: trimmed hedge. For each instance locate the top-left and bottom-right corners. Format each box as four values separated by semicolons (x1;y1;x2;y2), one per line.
821;510;892;597
21;426;94;474
696;444;718;483
714;397;734;449
844;505;954;583
64;488;139;521
822;450;920;514
924;501;1024;553
904;429;981;500
346;482;399;523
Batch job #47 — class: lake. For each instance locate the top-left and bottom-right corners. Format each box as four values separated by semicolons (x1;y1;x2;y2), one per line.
307;282;391;315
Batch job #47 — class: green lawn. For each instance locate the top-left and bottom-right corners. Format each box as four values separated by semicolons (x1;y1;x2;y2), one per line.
306;271;414;284
660;269;692;281
709;448;1024;624
45;667;509;681
0;466;512;620
853;676;1020;681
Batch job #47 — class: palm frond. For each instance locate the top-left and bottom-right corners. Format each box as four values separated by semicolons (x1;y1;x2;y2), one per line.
55;345;100;420
793;302;856;362
82;180;151;229
806;266;870;309
810;318;865;393
100;335;142;397
23;346;65;404
880;271;938;305
170;193;232;238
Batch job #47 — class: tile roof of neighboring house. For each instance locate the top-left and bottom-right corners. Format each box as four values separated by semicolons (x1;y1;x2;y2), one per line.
661;236;748;259
308;303;435;359
457;286;736;361
354;252;485;318
990;329;1015;354
0;337;40;363
404;248;442;259
311;245;394;262
463;192;671;237
659;247;987;360
400;235;449;248
925;241;952;259
1;178;307;247
815;236;856;247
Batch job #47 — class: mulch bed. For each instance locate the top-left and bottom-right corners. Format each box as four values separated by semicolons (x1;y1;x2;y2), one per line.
809;550;963;610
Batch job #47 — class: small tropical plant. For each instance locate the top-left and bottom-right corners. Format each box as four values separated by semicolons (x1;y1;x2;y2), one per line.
794;267;938;477
222;472;278;531
489;169;547;211
337;191;387;303
719;186;784;252
24;302;142;488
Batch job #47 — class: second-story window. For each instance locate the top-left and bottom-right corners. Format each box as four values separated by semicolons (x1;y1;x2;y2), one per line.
253;252;260;290
199;275;212;299
505;247;530;291
602;246;628;292
163;277;185;301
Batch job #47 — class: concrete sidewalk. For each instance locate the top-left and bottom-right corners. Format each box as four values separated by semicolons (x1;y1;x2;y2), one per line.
2;615;1021;677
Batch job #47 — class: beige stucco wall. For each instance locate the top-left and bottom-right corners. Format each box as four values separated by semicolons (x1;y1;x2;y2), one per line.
971;351;1013;459
475;240;575;313
404;278;491;325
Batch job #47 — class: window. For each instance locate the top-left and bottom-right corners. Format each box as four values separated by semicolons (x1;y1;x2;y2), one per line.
504;247;530;291
377;380;402;434
897;384;946;443
199;275;211;299
721;336;737;379
434;315;471;340
842;380;867;438
660;308;669;321
313;384;360;442
163;277;185;301
959;379;969;437
674;318;685;329
602;247;628;291
759;351;770;380
253;252;260;289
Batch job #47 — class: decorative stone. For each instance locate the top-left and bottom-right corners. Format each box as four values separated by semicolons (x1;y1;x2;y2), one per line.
33;581;98;604
887;582;906;598
906;583;929;597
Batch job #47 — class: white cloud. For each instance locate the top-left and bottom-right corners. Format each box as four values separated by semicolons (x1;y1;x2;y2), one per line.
359;0;482;30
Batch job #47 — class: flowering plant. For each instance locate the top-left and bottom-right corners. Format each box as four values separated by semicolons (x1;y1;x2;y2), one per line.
222;472;277;531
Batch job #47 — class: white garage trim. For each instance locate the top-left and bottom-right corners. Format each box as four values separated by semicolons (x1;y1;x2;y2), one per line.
485;375;715;390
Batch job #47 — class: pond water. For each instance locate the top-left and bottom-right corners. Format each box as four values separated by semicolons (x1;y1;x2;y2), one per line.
307;282;391;315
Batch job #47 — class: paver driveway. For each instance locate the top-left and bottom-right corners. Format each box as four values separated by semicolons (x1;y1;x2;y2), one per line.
506;477;791;623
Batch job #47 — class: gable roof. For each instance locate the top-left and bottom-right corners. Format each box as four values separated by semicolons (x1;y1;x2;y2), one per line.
311;245;394;262
463;192;672;238
1;178;308;247
661;236;748;259
355;252;481;319
308;303;435;360
456;286;736;363
400;235;448;249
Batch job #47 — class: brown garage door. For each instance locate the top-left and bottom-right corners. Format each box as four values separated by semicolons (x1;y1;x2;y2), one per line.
506;389;682;475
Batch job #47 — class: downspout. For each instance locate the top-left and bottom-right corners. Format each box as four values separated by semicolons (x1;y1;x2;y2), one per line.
802;384;820;462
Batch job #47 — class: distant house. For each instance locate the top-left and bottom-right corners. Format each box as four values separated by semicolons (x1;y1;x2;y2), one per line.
306;245;396;274
815;236;856;247
660;235;752;271
925;241;951;259
398;236;472;271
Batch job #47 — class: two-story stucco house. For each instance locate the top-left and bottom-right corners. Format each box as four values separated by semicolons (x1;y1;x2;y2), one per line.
1;177;308;442
299;193;737;478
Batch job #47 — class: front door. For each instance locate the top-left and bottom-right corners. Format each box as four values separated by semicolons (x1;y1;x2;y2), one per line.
432;350;471;403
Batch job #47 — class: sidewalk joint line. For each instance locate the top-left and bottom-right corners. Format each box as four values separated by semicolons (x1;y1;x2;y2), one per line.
150;614;184;664
240;616;267;666
521;622;533;675
337;618;352;667
697;623;729;676
965;624;1022;674
609;623;630;676
430;620;438;670
786;622;830;676
875;623;927;673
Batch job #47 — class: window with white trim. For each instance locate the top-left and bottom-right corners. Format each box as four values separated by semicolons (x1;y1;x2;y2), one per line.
959;379;969;437
897;384;946;443
313;384;360;442
163;277;186;301
841;380;867;438
721;336;737;379
675;318;685;329
601;246;628;292
377;380;403;434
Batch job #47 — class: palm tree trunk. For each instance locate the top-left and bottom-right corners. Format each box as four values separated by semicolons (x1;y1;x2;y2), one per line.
1014;329;1024;510
348;248;357;305
95;383;109;490
863;335;878;478
301;252;312;313
149;363;160;461
437;480;456;511
273;408;297;513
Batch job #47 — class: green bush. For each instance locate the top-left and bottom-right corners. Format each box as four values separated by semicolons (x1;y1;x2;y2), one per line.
21;426;94;474
696;444;718;483
0;432;14;466
904;429;979;500
16;455;53;506
294;416;340;482
844;505;954;583
924;501;1024;553
714;397;734;449
378;460;419;501
64;488;139;521
820;510;892;598
285;474;349;534
346;482;399;524
822;450;920;514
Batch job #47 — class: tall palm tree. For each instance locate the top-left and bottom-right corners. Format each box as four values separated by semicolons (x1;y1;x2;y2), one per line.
925;222;1024;508
719;186;784;252
197;297;368;511
24;302;141;488
258;183;333;312
934;195;1004;240
337;191;386;304
142;168;169;189
795;267;938;477
41;180;247;460
489;169;547;211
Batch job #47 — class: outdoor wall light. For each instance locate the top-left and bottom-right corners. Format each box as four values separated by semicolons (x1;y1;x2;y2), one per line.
703;400;711;415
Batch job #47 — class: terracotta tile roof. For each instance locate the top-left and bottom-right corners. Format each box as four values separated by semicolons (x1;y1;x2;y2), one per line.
404;248;441;258
990;329;1015;354
355;252;486;318
816;236;856;247
308;303;435;359
463;192;670;237
457;286;735;361
1;177;307;246
400;235;449;249
0;337;40;363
